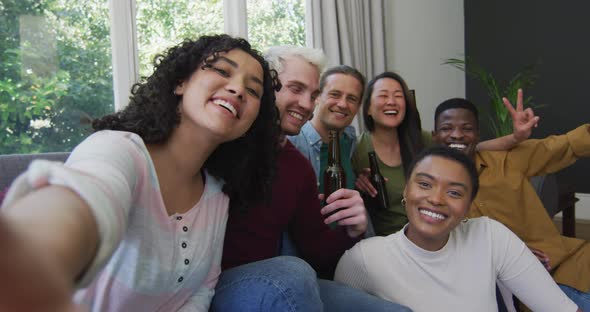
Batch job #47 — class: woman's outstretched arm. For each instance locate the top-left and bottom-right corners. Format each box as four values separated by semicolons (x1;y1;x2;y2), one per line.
1;185;98;311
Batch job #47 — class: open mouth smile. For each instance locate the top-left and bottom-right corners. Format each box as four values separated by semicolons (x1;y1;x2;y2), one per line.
214;99;239;119
288;111;304;121
418;208;448;220
448;143;467;151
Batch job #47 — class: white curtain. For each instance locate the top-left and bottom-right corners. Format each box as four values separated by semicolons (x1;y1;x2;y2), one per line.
305;0;386;80
305;0;387;131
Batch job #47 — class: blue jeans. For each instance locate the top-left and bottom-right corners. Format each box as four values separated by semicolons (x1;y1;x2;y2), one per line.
210;256;411;312
210;256;322;312
318;279;412;312
559;284;590;311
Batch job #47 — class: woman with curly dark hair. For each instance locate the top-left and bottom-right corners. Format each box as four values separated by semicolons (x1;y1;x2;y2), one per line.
0;34;280;311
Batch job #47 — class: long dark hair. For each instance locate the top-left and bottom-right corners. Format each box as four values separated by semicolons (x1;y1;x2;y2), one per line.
92;34;280;211
362;71;424;176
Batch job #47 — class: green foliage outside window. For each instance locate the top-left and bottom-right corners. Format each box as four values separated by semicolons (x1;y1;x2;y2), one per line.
0;0;305;154
136;0;224;78
0;0;112;154
247;0;305;51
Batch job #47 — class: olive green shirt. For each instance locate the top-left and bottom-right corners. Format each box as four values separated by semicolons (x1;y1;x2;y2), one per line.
352;131;432;236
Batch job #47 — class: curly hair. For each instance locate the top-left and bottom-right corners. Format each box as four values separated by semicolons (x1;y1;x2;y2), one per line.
93;34;281;212
362;71;424;176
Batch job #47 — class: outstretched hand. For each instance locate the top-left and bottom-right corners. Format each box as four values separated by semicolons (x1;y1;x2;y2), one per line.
0;216;81;312
320;188;368;238
503;88;540;143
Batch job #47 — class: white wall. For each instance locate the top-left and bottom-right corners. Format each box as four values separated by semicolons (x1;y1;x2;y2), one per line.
576;194;590;221
384;0;465;131
555;194;590;221
382;1;590;222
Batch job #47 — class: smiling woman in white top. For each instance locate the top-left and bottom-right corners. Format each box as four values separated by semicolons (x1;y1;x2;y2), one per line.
335;145;580;312
0;34;280;312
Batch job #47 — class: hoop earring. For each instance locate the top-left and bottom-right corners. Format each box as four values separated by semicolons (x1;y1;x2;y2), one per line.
401;198;406;207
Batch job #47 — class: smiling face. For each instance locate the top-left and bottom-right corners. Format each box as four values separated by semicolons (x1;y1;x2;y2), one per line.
368;77;406;130
403;155;473;251
432;108;480;158
274;56;320;136
313;73;363;133
175;48;264;143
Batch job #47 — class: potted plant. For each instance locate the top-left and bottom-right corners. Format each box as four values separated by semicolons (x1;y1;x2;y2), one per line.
444;57;539;137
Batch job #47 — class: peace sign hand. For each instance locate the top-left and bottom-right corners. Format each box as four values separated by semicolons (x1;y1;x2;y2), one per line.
502;88;540;143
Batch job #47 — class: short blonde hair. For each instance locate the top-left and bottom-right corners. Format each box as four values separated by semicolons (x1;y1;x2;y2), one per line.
264;45;327;75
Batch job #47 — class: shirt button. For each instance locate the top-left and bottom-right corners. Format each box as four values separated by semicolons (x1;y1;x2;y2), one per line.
178;276;183;283
182;242;187;248
183;226;188;232
184;259;190;265
176;216;182;220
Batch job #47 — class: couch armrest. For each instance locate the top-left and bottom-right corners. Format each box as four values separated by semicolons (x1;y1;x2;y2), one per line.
0;152;70;191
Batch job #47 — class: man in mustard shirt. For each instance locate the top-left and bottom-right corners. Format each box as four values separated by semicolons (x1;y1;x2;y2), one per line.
431;96;590;309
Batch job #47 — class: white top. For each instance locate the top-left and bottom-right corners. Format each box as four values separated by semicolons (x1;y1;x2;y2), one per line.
334;217;577;312
3;131;229;311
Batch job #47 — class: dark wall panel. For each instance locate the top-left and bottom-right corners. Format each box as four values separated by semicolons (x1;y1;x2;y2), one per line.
465;1;590;193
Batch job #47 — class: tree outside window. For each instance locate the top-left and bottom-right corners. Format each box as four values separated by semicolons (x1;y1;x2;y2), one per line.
247;0;305;52
1;0;112;154
0;0;305;154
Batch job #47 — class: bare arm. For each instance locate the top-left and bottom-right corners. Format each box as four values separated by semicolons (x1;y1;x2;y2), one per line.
1;185;97;311
476;89;540;152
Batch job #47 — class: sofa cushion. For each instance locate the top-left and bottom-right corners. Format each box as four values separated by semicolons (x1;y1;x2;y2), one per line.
0;153;70;192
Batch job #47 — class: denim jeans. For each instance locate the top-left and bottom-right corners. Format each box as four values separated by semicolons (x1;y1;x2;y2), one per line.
210;256;323;312
559;283;590;311
317;279;412;312
210;256;412;312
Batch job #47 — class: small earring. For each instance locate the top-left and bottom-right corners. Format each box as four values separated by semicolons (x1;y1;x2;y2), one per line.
401;198;406;207
462;217;469;223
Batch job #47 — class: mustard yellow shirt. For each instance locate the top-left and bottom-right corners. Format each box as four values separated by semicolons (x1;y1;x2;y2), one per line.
469;124;590;292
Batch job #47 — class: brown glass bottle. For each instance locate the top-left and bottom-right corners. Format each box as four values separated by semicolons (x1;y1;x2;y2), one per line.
323;130;346;229
368;151;389;211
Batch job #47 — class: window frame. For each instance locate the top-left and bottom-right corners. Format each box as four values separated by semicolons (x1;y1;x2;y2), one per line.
109;0;248;111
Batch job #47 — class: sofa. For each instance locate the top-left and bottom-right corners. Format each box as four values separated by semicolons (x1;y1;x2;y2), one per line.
0;152;70;193
0;152;576;237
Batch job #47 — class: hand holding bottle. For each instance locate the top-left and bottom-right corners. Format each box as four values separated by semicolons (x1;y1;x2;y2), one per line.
320;188;368;238
355;168;389;197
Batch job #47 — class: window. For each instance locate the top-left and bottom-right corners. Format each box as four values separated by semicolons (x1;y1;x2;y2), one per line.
136;0;224;78
247;0;305;51
0;0;113;154
1;0;306;154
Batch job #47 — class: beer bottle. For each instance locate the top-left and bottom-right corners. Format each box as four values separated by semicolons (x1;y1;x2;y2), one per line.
323;130;346;229
368;151;389;211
